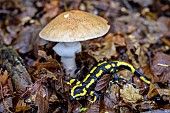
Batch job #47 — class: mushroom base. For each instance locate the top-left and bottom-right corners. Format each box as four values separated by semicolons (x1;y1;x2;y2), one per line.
61;57;77;77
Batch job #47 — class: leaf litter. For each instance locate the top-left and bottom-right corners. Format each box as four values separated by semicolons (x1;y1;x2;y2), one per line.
0;0;170;112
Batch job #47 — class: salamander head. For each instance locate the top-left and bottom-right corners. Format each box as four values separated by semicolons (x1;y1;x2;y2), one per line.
70;84;87;101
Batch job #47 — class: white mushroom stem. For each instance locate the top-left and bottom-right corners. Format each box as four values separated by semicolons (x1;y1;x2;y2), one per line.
60;57;77;76
53;42;82;77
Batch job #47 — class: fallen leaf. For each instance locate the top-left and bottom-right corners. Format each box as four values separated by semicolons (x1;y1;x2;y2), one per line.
34;84;49;113
157;88;170;102
15;100;31;112
151;52;170;83
104;33;126;46
0;70;9;85
104;83;120;110
71;101;82;113
86;101;100;113
132;100;155;111
95;74;111;92
147;83;159;99
0;97;13;113
120;84;143;103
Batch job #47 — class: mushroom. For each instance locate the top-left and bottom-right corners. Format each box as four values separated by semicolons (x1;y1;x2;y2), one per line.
39;10;110;77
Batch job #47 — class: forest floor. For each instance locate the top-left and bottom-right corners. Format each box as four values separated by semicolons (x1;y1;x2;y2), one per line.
0;0;170;113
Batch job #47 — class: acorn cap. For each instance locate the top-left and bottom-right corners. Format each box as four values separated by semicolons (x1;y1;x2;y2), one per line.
39;10;110;42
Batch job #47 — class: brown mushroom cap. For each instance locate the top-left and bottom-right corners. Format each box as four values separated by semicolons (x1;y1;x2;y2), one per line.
39;10;110;42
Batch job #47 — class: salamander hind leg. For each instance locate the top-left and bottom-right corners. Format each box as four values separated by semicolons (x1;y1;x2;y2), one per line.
89;91;99;103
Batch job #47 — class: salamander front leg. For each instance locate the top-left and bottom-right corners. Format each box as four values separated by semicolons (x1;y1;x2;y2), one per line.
118;77;138;88
109;74;121;87
111;74;138;88
89;91;99;103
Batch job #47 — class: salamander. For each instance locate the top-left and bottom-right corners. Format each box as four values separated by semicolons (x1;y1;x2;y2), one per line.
67;61;150;103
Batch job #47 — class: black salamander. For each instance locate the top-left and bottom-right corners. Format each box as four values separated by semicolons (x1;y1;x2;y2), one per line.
67;61;150;103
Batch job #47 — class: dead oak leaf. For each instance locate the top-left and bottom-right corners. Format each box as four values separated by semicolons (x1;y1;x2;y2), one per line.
120;84;143;103
151;52;170;83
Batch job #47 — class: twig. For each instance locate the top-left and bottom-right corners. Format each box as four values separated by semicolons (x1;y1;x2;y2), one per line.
157;63;170;67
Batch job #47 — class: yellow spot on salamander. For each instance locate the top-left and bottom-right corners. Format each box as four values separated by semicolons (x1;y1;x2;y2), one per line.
71;86;76;97
76;81;81;85
97;61;107;66
71;84;82;97
83;74;90;82
140;76;150;84
117;61;135;73
90;91;94;96
110;68;114;72
96;70;103;77
105;65;111;69
70;79;75;84
90;96;97;103
93;96;97;102
111;63;115;67
74;88;87;98
86;79;95;88
90;66;97;73
89;91;97;103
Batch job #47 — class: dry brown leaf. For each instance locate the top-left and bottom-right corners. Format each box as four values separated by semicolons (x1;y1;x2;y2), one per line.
104;33;126;46
119;106;132;113
157;88;170;102
49;93;58;102
71;101;82;113
161;37;170;47
38;50;50;60
14;23;41;54
158;16;170;36
157;88;170;96
15;100;31;112
151;52;170;83
104;95;117;113
120;84;143;103
105;83;120;108
35;85;49;113
40;0;59;25
86;101;100;113
95;74;110;92
0;70;8;85
132;100;155;111
0;97;13;113
147;83;159;99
